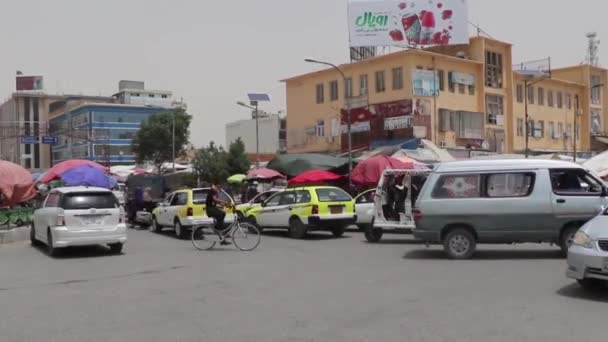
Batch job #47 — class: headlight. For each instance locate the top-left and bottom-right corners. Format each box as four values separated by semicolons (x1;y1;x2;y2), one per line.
573;231;593;249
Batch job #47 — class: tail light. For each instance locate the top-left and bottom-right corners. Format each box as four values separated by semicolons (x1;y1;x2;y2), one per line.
311;205;319;215
413;208;423;221
56;214;65;227
187;207;194;217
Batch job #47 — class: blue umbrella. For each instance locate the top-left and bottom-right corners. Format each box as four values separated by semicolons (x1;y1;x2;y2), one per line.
60;165;115;189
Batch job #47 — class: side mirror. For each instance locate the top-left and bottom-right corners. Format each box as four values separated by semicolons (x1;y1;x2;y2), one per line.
261;202;267;208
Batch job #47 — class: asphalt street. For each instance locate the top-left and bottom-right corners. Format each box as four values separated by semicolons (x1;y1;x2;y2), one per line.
1;228;608;342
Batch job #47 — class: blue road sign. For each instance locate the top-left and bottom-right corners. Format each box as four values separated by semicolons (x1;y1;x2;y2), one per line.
42;136;59;145
20;136;38;144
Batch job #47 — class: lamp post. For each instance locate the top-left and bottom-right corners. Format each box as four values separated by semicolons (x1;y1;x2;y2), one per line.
237;98;268;168
304;58;352;187
172;111;176;173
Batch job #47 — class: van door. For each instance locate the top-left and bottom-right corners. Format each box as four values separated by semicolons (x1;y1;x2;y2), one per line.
550;169;607;233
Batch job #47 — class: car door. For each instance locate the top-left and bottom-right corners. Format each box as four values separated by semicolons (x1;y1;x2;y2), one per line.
257;192;284;227
354;189;375;224
34;192;59;241
272;191;298;227
158;193;174;226
166;192;187;224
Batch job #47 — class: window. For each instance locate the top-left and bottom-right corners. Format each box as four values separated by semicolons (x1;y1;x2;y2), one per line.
345;77;353;98
93;111;154;124
432;175;481;199
437;70;445;91
591;75;601;105
296;190;312;204
161;94;168;99
148;94;155;98
448;71;455;93
557;123;563;139
355;190;375;204
528;86;535;104
93;145;132;157
375;70;386;93
486;173;535;198
330;80;339;101
131;93;140;97
485;51;503;88
517;118;524;136
94;129;137;140
486;95;504;125
591;108;602;134
566;93;572;109
557;91;563;108
315;84;324;104
278;192;297;206
171;192;188;206
392;67;403;90
458;83;466;94
316;119;325;137
252;191;276;204
550;169;603;195
315;188;352;202
359;74;368;95
45;192;60;208
549;121;555;139
538;87;545;106
547;90;554;107
535;120;545;138
61;192;118;210
566;123;573;138
528;120;535;137
516;84;524;103
438;110;483;139
192;190;209;204
468;84;475;95
264;193;282;207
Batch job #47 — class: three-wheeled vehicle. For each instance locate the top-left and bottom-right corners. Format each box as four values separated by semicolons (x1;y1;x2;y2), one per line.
363;168;431;243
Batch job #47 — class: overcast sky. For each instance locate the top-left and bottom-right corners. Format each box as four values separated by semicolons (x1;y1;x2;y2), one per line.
1;0;606;148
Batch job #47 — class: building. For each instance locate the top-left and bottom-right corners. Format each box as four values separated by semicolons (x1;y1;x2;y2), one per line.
112;80;175;108
284;36;607;157
225;113;287;156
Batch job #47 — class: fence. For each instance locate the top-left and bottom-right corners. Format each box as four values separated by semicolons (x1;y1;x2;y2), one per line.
0;208;34;231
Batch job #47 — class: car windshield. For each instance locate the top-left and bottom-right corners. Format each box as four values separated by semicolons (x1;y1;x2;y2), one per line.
315;188;352;202
193;190;209;204
61;192;119;210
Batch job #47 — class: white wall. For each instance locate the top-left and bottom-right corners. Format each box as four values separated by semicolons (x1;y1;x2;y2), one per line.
226;115;280;154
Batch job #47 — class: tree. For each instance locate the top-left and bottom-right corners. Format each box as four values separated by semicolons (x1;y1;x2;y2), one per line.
131;109;192;173
192;141;229;185
226;138;251;175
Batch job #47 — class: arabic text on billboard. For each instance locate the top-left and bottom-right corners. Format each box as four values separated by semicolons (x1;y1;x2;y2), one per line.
384;116;412;131
342;121;371;134
412;70;440;97
348;0;469;48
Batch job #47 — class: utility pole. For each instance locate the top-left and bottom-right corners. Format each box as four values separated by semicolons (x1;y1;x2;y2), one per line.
573;95;580;162
255;101;260;168
172;111;176;173
524;79;530;158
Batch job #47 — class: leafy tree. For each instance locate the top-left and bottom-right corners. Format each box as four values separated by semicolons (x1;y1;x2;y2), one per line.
226;138;251;175
131;109;192;173
192;141;229;185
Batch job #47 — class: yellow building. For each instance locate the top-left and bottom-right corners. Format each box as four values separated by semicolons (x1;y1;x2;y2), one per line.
284;36;608;157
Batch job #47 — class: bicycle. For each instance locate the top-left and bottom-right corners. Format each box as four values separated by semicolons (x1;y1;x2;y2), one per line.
191;208;261;251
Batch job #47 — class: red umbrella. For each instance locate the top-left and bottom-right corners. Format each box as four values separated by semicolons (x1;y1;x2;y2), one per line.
40;159;107;183
0;161;37;207
289;169;343;186
352;156;413;186
246;168;286;180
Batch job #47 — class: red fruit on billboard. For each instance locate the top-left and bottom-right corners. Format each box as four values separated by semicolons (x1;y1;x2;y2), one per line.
437;3;443;9
441;34;450;45
420;10;436;44
432;32;443;44
442;10;453;20
398;2;407;10
389;29;404;42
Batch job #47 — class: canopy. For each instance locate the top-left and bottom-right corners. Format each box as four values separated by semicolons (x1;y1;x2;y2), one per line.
0;161;37;207
41;160;107;183
352;156;413;186
289;170;343;186
60;165;117;189
227;174;247;184
246;168;286;181
267;153;349;177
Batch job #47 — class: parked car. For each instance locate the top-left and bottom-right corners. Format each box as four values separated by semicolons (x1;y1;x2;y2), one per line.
354;189;375;231
235;189;282;220
566;207;608;289
31;187;127;256
413;160;608;259
247;186;356;239
151;188;234;239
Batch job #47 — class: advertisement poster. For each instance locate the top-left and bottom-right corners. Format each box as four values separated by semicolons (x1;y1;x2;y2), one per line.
384;116;412;130
348;0;469;47
412;70;440;97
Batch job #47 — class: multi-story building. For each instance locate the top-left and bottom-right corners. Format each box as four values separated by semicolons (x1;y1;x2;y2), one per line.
284;36;607;157
225;113;287;155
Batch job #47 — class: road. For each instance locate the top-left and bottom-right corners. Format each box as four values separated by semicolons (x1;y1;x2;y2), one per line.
1;228;607;342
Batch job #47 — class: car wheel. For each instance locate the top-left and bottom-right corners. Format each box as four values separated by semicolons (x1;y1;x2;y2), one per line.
247;216;263;233
47;229;59;257
150;217;161;233
288;218;307;239
331;226;346;238
236;211;245;221
174;220;188;239
560;225;579;257
577;279;606;290
364;226;383;243
443;228;476;259
30;222;39;246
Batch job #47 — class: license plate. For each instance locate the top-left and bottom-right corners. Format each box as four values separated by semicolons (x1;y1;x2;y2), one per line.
330;206;343;214
83;216;102;225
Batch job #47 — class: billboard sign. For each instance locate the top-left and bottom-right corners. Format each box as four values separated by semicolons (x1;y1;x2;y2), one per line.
384;116;412;130
20;136;38;144
348;0;469;47
412;69;440;97
16;76;44;91
42;136;59;145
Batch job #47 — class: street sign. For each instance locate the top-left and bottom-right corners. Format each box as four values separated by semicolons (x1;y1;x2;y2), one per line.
20;136;38;144
42;136;58;145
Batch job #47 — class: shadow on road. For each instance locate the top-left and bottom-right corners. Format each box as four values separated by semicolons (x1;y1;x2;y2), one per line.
366;238;423;245
403;248;564;260
32;243;121;259
556;283;608;302
262;230;351;241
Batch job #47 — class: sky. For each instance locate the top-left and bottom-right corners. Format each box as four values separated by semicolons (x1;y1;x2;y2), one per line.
1;0;606;148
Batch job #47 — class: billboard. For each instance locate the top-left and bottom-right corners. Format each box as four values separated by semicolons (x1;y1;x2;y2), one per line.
16;76;43;91
412;69;440;97
348;0;469;47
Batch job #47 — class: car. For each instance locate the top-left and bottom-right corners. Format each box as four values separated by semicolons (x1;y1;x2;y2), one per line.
151;188;235;239
354;189;375;231
566;207;608;289
235;189;282;221
31;186;127;256
413;159;608;259
247;186;356;239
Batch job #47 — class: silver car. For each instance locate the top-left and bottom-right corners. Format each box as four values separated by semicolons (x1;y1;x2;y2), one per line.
566;208;608;289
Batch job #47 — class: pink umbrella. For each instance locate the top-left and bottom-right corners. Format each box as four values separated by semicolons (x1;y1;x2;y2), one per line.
246;168;286;180
40;159;107;183
0;161;37;207
289;169;343;186
352;156;413;186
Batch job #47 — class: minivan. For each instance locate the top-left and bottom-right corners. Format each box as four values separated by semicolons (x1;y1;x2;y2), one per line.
413;160;607;259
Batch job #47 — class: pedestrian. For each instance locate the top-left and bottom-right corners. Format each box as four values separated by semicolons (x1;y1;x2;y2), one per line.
247;182;259;202
206;184;232;244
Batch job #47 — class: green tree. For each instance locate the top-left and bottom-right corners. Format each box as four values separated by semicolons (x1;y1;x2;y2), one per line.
226;138;251;175
192;141;229;184
131;109;192;173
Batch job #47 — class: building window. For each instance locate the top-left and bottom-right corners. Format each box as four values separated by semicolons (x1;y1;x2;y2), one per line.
538;87;545;106
557;122;563;139
566;93;572;109
448;71;455;93
557;91;563;108
468;84;475;95
359;74;368;95
516;84;524;103
566;123;573;139
528;86;535;104
458;83;466;94
392;67;403;90
345;77;353;98
591;108;602;134
536;120;545;138
148;94;155;98
547;90;554;107
486;94;504;125
316;84;324;104
330;80;339;101
528;120;535;137
161;94;168;99
485;51;503;88
437;70;445;91
316;119;325;137
517;118;524;136
549;121;555;139
375;70;386;93
591;75;601;105
132;93;140;97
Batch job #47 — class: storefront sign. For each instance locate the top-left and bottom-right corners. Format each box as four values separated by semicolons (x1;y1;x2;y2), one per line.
342;121;371;134
384;116;412;130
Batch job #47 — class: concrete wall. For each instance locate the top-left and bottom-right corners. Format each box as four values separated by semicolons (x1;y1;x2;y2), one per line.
226;115;281;154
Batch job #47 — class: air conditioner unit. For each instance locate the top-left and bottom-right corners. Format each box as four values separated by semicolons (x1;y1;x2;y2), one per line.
438;141;447;148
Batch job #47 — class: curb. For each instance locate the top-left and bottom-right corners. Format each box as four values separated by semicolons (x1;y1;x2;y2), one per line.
0;226;30;245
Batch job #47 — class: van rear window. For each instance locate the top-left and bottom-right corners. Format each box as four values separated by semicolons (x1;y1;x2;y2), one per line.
315;188;352;202
61;192;119;210
432;175;481;199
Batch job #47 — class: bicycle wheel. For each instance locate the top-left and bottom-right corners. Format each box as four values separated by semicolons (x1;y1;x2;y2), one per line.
232;222;261;251
192;226;220;251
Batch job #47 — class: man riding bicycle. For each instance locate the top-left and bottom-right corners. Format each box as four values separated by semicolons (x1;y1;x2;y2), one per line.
206;184;232;239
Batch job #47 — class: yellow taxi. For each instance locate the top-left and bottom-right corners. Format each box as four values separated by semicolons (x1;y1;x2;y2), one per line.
151;188;234;239
246;186;356;239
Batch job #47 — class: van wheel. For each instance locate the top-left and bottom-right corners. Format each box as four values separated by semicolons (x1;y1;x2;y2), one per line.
560;225;580;257
443;228;476;259
289;218;307;239
150;217;161;233
364;226;383;243
331;226;346;238
174;220;188;239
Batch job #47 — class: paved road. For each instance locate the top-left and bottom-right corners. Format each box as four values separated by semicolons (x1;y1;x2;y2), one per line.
1;228;607;342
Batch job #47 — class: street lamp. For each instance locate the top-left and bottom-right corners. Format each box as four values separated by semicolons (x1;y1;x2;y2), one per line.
305;58;352;187
236;93;270;168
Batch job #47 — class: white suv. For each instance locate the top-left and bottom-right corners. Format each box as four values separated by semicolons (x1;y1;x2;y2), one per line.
31;187;127;256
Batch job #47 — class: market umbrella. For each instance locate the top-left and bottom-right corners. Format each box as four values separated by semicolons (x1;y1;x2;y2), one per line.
60;165;116;189
246;168;286;181
351;156;413;186
267;153;349;177
227;174;247;184
40;159;107;183
289;169;343;186
0;161;37;207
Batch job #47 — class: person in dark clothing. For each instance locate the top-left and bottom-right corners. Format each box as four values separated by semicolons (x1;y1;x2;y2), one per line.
246;182;259;203
206;184;231;235
393;178;407;219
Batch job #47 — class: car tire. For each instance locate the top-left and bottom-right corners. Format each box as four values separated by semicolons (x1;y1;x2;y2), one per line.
560;225;579;257
289;218;307;239
236;211;245;221
109;243;123;254
150;217;161;233
47;229;59;257
443;228;476;260
364;226;383;243
30;222;39;246
174;220;188;240
331;226;346;238
577;279;606;290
